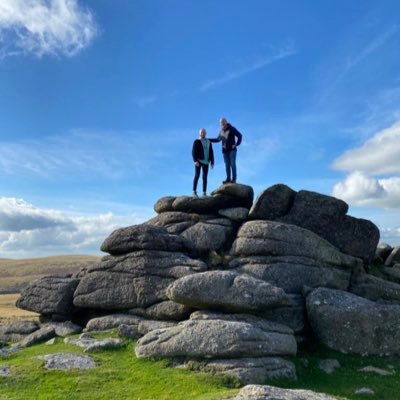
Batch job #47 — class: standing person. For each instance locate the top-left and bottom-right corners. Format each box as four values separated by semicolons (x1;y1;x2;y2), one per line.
192;128;214;197
210;117;242;184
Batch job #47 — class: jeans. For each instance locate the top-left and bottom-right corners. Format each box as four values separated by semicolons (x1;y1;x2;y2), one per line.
193;163;209;192
223;149;237;181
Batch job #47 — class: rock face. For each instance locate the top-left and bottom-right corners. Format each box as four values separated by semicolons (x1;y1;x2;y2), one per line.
73;251;206;310
307;287;400;355
167;271;290;312
14;181;392;384
16;277;80;318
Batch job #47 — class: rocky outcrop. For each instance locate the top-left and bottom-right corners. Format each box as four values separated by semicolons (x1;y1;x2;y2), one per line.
307;287;400;355
0;321;39;343
14;181;393;385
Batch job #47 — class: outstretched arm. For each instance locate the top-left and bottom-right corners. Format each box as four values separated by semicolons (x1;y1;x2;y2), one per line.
209;135;221;143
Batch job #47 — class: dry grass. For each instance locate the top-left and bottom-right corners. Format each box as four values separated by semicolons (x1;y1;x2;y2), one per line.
0;255;101;293
0;293;39;323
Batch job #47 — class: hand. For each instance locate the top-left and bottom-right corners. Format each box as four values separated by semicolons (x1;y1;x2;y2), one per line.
195;161;200;167
232;144;236;150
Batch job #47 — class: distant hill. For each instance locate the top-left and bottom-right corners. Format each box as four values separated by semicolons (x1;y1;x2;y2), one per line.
0;255;101;294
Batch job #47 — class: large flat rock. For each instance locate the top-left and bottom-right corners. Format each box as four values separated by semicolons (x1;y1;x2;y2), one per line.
167;270;290;312
135;318;297;359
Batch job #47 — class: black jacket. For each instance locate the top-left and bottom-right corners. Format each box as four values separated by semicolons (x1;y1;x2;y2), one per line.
192;139;214;165
210;123;242;154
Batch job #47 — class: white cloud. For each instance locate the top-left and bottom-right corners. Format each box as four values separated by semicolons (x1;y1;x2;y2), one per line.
199;46;297;91
332;121;400;175
0;197;152;258
0;0;98;59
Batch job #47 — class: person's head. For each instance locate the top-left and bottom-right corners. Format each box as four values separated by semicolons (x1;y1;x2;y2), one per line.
199;128;207;139
220;117;228;129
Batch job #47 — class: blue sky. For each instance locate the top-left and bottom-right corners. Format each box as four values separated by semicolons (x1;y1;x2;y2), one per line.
1;0;400;257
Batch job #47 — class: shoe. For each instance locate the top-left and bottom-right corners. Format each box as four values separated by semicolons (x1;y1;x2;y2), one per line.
203;192;207;196
222;180;231;184
192;191;198;197
231;179;236;184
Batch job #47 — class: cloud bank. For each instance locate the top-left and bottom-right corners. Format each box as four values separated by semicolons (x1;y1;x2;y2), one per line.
0;0;98;58
0;197;150;258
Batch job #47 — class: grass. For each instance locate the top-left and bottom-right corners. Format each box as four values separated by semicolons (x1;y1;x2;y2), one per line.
0;332;238;400
1;332;400;400
0;294;38;323
0;255;100;294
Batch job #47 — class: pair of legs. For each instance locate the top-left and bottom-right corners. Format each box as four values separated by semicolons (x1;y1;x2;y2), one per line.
193;163;209;194
223;149;237;182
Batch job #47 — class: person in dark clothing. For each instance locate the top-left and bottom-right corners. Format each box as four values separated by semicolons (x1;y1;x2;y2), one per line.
192;128;214;196
209;117;242;184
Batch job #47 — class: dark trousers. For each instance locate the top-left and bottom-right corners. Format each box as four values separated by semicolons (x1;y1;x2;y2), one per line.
193;163;209;192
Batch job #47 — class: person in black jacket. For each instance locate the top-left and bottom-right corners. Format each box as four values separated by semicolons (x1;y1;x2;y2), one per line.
209;117;242;184
192;128;214;196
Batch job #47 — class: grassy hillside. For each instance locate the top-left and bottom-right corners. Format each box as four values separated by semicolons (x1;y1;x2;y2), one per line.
0;294;38;323
0;255;101;294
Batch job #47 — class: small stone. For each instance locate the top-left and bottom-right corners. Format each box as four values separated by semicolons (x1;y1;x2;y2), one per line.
354;387;375;395
318;359;340;374
359;365;395;376
45;338;56;345
64;336;122;352
38;353;96;370
0;365;11;376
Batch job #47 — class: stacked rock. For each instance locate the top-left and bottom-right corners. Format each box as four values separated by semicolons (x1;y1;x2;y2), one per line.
16;182;400;384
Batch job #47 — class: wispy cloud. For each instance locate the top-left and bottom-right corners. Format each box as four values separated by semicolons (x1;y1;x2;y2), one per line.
0;129;179;179
345;24;399;71
0;0;98;59
199;46;297;91
0;196;151;257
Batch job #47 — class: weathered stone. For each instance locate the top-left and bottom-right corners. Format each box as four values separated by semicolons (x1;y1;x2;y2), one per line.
232;255;351;294
167;271;290;312
154;196;177;213
147;212;197;234
358;365;394;376
101;224;187;255
172;195;222;214
138;320;178;335
0;365;11;377
19;326;55;348
249;184;296;220
118;324;141;339
350;273;400;304
0;321;39;343
181;218;235;253
307;287;400;355
189;311;294;335
85;314;143;332
42;321;82;336
279;190;378;263
129;301;192;321
226;385;336;400
38;353;96;370
185;357;296;385
74;250;206;310
218;207;249;222
231;221;361;270
385;246;400;266
318;359;340;374
260;294;307;334
376;243;393;264
383;264;400;280
65;336;122;352
0;345;20;356
354;388;375;396
16;277;80;316
211;183;254;209
46;338;56;345
135;318;297;359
